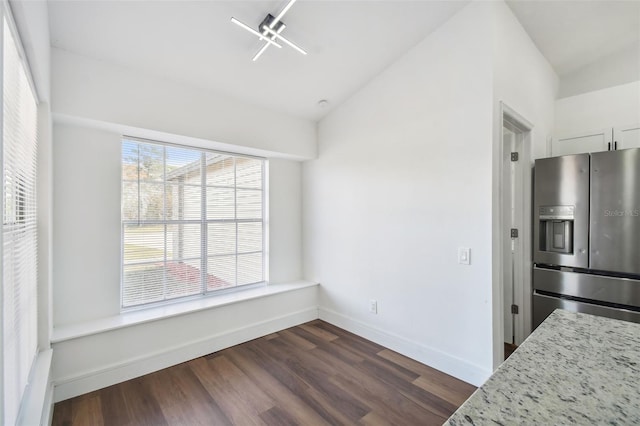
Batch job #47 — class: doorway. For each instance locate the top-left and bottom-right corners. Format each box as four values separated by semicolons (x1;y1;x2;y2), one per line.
496;104;533;364
502;122;523;345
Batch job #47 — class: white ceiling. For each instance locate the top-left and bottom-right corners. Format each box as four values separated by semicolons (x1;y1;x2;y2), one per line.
48;0;469;121
48;0;640;122
506;0;640;76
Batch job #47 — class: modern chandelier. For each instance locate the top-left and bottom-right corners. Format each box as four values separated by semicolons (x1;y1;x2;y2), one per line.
231;0;307;61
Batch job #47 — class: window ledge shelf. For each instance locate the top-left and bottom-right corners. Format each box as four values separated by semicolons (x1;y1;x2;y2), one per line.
51;281;319;344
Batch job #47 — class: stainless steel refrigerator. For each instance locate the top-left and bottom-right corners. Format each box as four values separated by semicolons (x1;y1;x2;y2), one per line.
533;148;640;328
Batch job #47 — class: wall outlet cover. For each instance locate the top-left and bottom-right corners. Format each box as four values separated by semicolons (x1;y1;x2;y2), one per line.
369;299;378;314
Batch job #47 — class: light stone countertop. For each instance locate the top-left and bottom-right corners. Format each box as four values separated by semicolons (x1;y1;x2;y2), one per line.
445;309;640;425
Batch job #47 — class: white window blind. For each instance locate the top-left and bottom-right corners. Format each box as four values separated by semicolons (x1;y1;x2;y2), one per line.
2;15;39;426
121;139;265;308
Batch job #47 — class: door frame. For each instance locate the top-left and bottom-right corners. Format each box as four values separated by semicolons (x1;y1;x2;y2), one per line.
492;102;533;369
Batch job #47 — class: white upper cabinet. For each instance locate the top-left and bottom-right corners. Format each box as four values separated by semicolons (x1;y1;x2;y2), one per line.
553;82;640;158
551;128;611;157
614;124;640;150
552;124;640;157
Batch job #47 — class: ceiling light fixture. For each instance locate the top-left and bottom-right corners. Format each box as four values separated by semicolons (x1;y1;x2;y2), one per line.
231;0;307;61
230;18;282;49
253;21;287;62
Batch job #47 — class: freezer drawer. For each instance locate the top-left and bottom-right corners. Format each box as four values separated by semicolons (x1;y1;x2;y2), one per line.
533;293;640;329
533;266;640;307
590;148;640;275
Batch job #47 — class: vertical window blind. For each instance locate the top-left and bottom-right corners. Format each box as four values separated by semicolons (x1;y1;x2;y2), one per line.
2;15;39;426
121;139;265;308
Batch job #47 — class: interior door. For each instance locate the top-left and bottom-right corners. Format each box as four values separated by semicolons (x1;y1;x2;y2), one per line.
502;127;514;344
590;148;640;275
502;125;523;345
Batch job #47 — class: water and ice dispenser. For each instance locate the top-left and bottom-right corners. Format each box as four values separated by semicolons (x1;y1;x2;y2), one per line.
538;206;574;255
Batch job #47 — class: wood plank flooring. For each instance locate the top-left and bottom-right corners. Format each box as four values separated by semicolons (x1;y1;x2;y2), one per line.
504;342;518;360
52;320;476;425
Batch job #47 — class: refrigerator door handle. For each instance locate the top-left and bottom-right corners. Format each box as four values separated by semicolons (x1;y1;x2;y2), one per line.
608;142;611;151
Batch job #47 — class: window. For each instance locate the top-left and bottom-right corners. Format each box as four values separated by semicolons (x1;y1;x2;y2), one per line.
121;138;265;308
2;14;39;426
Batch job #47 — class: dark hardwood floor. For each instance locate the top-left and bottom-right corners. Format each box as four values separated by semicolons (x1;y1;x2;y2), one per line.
52;320;476;425
504;342;518;360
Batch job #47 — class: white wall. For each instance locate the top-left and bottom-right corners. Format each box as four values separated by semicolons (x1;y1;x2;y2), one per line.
304;1;495;386
555;81;640;137
303;0;559;385
52;125;121;324
50;40;314;399
53;123;305;325
492;1;558;160
268;159;303;282
52;48;316;160
51;121;312;399
559;44;640;99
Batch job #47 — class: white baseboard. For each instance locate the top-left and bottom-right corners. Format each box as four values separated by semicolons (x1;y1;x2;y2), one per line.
53;305;491;403
54;307;318;402
318;307;491;387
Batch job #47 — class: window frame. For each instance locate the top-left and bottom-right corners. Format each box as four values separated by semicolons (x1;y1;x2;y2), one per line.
120;136;268;311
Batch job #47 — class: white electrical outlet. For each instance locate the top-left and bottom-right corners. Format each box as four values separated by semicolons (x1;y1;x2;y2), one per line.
458;247;471;265
369;299;378;314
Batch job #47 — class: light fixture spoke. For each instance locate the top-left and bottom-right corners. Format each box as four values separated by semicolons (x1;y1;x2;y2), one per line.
253;43;271;62
261;26;307;55
231;18;282;48
272;0;298;27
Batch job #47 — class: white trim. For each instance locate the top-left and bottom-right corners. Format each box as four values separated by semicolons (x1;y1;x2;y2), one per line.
0;6;5;419
52;113;313;161
41;382;54;426
263;160;270;283
53;306;319;402
501;103;534;131
52;281;318;343
318;307;491;387
16;349;53;426
124;134;267;161
493;101;534;367
3;0;40;103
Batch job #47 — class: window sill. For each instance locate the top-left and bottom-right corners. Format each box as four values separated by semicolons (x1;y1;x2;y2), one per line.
51;280;319;344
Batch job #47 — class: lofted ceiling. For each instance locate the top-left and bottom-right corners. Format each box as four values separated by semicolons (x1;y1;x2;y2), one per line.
506;0;640;76
48;0;640;122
